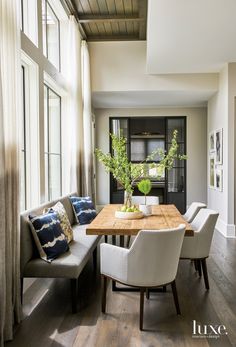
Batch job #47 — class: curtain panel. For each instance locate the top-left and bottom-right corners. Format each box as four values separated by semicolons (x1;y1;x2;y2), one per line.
81;40;95;201
0;0;22;345
63;27;95;201
62;15;83;195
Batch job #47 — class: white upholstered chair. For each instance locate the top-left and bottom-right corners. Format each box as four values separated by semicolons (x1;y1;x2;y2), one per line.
180;208;219;290
132;195;159;205
182;202;206;223
100;224;186;330
125;195;160;247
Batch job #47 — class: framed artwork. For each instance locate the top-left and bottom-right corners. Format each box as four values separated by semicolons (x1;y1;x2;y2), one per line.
215;168;223;191
215;128;223;164
209;154;215;189
209;131;215;152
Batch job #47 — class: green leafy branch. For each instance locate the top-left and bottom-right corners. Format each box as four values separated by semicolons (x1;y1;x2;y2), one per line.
95;130;187;194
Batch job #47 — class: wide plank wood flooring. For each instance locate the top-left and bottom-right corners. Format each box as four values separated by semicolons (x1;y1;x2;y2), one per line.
6;230;236;347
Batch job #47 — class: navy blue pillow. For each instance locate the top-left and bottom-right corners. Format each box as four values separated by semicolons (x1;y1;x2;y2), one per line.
70;196;97;225
29;211;69;262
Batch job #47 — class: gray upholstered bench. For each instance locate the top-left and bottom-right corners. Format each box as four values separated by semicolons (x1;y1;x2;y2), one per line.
20;192;101;313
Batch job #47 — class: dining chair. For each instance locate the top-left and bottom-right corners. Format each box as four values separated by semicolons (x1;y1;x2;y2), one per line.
125;195;160;248
100;224;186;330
180;208;219;289
132;195;159;205
182;202;206;223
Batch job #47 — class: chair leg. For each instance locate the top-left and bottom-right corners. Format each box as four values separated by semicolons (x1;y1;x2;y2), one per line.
146;288;149;299
140;288;145;331
101;275;107;313
197;259;202;277
71;279;77;313
104;235;108;243
201;258;210;290
126;236;131;248
171;280;181;315
21;278;24;304
163;285;167;292
93;247;97;272
194;259;198;272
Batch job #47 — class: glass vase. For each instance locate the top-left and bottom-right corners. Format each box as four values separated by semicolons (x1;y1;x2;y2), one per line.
124;190;132;208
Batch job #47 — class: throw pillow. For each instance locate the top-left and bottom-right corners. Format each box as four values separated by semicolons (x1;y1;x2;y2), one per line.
29;211;69;262
48;202;73;243
70;196;97;225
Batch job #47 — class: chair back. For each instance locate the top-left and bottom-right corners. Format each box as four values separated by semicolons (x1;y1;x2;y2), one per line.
127;224;185;287
183;202;206;223
191;208;219;258
132;195;159;205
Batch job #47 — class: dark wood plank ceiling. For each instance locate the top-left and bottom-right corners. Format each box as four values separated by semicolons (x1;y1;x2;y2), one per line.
72;0;147;41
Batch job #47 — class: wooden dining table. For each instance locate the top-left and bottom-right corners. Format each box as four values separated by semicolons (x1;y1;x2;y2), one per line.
86;204;194;247
86;203;194;292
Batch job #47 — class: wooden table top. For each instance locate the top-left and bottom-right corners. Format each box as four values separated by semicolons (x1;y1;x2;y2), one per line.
86;204;194;237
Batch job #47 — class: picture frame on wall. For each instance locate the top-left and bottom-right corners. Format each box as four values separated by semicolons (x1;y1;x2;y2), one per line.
215;128;223;164
215;168;223;191
209;131;215;152
209;154;215;189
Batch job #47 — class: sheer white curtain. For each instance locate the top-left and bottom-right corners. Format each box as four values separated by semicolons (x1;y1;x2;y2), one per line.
0;0;22;344
62;26;95;199
62;16;83;194
81;40;95;200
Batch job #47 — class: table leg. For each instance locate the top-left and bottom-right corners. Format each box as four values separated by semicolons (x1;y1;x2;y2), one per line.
112;235;116;291
120;235;124;247
112;236;116;245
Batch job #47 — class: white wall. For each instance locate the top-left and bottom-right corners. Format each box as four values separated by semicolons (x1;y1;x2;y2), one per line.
95;108;207;208
208;63;236;237
89;41;218;94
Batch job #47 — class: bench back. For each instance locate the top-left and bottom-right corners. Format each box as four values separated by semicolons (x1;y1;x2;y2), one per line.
20;192;77;275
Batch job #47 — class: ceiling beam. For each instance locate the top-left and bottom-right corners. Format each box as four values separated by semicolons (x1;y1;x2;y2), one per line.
87;35;140;42
138;0;147;40
79;15;145;24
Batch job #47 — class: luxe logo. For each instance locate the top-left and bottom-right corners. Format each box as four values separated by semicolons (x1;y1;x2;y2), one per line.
192;320;228;339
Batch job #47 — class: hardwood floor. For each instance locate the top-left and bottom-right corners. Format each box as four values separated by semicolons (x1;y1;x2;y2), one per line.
6;231;236;347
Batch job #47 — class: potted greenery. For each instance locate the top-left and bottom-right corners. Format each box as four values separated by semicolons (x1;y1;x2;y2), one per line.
137;179;152;215
95;130;186;219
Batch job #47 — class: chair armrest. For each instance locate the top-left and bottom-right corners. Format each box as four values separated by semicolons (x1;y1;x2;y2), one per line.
100;243;129;283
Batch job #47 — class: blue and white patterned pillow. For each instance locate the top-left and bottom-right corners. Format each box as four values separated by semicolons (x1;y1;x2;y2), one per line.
29;211;69;263
70;196;97;225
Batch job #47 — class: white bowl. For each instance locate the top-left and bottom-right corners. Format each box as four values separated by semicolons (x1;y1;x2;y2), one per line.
115;210;144;220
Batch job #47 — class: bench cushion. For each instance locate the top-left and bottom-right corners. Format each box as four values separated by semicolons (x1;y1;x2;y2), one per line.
70;196;97;225
23;225;101;279
48;201;74;243
29;211;69;262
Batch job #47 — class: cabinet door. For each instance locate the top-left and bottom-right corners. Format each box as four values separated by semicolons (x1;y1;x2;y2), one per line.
166;118;186;214
109;118;129;203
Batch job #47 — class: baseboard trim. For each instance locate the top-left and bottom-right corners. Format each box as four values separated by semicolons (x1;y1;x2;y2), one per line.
215;218;236;238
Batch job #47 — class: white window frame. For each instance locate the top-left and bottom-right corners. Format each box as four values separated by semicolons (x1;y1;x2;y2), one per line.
21;0;38;46
21;52;40;208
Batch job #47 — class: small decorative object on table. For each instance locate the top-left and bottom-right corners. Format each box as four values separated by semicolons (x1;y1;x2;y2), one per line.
137;179;152;216
115;204;143;220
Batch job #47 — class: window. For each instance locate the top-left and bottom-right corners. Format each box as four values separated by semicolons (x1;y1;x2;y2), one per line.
44;85;62;201
21;0;38;45
20;66;27;211
21;53;40;209
42;0;60;70
21;0;67;207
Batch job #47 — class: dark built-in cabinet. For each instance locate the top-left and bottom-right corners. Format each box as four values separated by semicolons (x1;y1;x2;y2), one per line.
109;117;186;214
